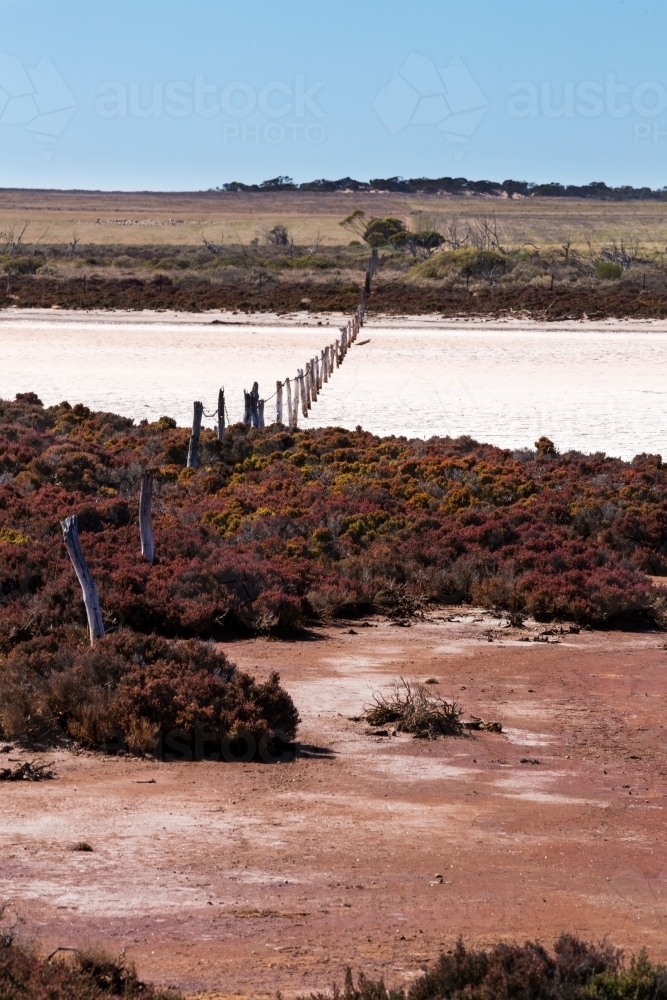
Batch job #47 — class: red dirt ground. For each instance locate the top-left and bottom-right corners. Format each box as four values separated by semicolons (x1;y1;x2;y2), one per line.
2;613;667;998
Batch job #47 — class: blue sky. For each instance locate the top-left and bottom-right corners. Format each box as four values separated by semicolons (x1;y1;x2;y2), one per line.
1;0;666;190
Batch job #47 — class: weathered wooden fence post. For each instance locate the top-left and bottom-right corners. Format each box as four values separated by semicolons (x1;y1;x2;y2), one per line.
287;378;298;427
217;388;225;440
187;401;203;469
276;381;283;424
139;470;155;565
285;378;292;427
250;382;260;428
243;390;251;426
310;359;318;401
323;347;329;383
300;369;308;417
335;338;340;367
61;515;105;645
258;398;265;429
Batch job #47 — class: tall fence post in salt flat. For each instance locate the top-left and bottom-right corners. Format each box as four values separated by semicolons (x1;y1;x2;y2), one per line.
300;369;308;417
308;363;315;406
323;347;329;383
61;515;105;645
139;470;155;565
285;378;293;427
310;359;318;401
243;390;251;426
250;382;260;428
258;398;265;429
187;401;204;469
276;381;283;425
217;388;225;440
335;338;340;367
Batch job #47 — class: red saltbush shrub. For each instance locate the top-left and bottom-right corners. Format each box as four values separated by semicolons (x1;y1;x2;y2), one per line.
0;941;179;999
0;632;299;752
0;394;665;646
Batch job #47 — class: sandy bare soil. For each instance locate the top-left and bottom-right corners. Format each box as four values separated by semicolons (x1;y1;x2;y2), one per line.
2;613;667;998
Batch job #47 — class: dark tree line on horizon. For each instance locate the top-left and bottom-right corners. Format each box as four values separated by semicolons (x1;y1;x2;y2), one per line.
217;175;667;200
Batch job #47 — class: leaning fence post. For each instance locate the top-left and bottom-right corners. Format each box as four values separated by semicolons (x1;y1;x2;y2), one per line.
187;401;203;469
217;388;225;440
335;338;340;367
139;470;155;565
61;515;105;645
276;381;283;424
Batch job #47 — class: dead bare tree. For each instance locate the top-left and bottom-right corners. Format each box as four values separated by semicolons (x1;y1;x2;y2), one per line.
68;233;80;254
202;230;224;254
308;231;325;255
466;213;504;253
0;222;29;255
440;217;469;250
600;239;644;267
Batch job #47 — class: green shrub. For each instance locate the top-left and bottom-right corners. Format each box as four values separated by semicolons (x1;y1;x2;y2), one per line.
363;217;406;246
413;247;509;280
596;260;623;280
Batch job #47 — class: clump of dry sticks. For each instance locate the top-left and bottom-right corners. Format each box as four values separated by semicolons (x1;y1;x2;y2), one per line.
365;679;463;739
0;760;55;781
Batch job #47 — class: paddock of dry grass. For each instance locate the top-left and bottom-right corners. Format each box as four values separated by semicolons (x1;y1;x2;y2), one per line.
1;188;666;251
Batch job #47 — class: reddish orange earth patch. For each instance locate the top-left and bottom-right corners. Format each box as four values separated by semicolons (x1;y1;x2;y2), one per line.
2;614;667;998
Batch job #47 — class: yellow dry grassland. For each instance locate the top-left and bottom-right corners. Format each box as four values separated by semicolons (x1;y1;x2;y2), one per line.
0;188;666;251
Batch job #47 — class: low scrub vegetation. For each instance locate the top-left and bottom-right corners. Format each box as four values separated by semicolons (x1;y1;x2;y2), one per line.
0;941;179;999
0;632;299;752
0;396;664;657
3;934;666;1000
310;936;667;1000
